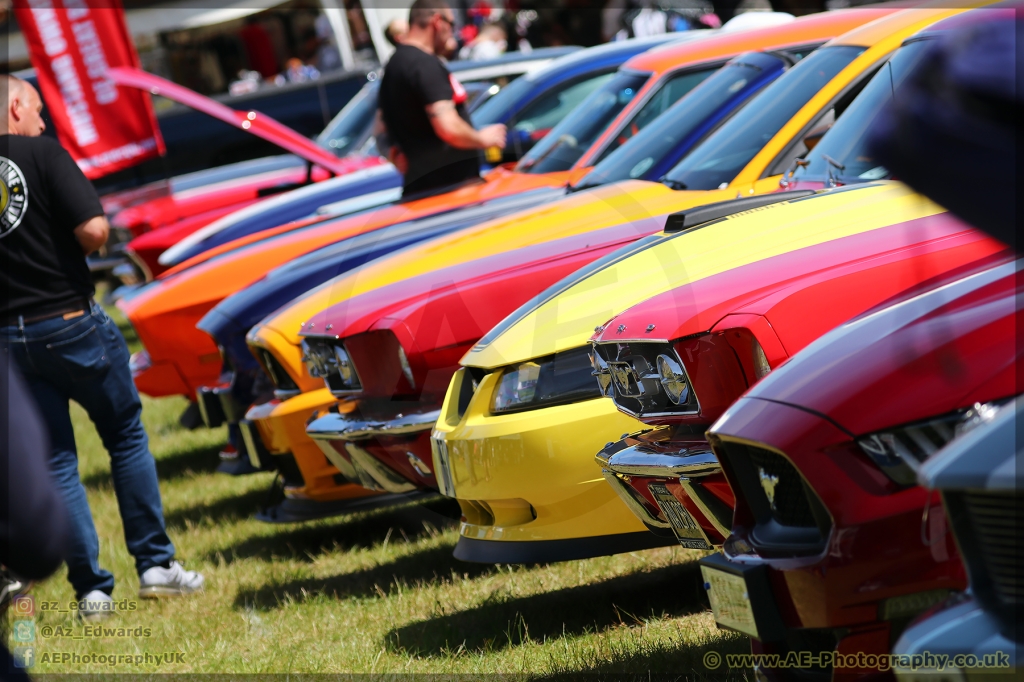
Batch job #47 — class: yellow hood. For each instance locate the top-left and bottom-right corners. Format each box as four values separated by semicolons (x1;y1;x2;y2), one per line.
462;182;944;369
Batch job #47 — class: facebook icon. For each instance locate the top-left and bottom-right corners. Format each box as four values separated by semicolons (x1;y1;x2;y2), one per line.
12;647;35;669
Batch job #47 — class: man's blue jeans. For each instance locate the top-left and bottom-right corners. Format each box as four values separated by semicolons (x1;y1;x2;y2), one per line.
2;301;175;598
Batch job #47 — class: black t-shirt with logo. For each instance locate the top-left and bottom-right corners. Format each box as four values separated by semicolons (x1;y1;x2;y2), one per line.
0;134;103;319
379;44;481;196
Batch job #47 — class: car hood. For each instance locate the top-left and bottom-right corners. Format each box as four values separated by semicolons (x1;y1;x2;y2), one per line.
741;254;1020;435
591;210;998;347
251;179;726;348
158;161;398;267
121;169;575;325
464;182;955;370
197;186;568;344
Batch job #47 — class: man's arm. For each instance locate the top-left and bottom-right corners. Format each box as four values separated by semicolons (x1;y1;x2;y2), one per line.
73;215;109;255
426;100;507;150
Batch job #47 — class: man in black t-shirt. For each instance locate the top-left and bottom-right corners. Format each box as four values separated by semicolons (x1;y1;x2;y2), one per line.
1;75;203;617
377;0;507;197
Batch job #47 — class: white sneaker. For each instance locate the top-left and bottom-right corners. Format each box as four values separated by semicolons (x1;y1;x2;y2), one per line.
138;561;204;598
78;590;115;622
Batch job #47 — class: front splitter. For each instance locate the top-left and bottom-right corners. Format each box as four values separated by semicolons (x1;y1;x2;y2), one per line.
255;490;441;524
453;531;675;564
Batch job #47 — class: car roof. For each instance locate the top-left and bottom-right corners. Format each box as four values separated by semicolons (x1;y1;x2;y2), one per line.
623;7;896;74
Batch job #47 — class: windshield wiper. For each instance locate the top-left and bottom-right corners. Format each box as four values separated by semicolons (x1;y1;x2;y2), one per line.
521;134;577;172
662;178;688;190
823;153;846;188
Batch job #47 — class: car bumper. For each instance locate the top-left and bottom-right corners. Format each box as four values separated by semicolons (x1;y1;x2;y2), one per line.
306;405;440;492
245;389;378;503
708;397;967;648
429;369;673;562
893;594;1018;680
597;428;733;550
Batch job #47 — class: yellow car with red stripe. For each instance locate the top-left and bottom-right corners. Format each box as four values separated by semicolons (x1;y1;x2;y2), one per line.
245;5;970;508
430;182;970;561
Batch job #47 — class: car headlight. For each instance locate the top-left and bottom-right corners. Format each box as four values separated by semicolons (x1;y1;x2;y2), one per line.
589;340;699;417
656;353;689;405
252;346;300;397
492;347;601;414
300;339;333;378
857;401;1006;486
301;337;362;395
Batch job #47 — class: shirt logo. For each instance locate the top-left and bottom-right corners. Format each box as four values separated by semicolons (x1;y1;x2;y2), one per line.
0;156;28;239
449;74;467;105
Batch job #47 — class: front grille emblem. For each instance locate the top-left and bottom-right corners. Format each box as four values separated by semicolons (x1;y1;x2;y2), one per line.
608;362;641;397
758;467;780;511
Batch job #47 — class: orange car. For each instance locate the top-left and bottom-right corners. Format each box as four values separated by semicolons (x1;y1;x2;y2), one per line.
121;8;890;408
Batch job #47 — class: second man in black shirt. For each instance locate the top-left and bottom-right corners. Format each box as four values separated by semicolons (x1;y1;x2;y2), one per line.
378;0;507;197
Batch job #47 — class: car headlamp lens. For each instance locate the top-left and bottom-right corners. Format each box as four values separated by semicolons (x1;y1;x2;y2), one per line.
857;401;1006;486
334;345;354;384
397;345;415;389
753;341;771;379
656;354;688;405
492;347;602;414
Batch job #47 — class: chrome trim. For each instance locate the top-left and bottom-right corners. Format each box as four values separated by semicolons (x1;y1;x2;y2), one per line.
238;419;263;469
215;385;247;424
601;469;670;530
678;476;732;539
273;388;301;400
605;443;720;477
312;438;361;483
344;442;418;494
305;409;442;442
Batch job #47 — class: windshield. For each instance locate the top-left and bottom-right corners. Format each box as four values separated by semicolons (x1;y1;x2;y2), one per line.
792;40;933;185
662;45;865;191
516;70;651;174
471;69;538;126
315;80;379;158
575;52;790;190
592;66;719;164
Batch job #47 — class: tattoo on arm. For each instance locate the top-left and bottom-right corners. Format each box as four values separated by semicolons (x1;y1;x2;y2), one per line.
426;100;456;118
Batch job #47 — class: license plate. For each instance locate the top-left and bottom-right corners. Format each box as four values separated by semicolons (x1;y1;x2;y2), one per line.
649;483;712;550
700;563;759;638
238;420;262;469
430;432;455;497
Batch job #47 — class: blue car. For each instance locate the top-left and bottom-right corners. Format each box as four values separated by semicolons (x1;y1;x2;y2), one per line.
193;47;801;472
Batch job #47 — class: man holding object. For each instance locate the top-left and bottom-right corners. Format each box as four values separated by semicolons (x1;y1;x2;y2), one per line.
378;0;507;197
0;76;203;619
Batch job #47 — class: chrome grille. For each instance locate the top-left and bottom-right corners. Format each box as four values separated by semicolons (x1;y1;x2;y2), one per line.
591;341;698;418
963;491;1022;608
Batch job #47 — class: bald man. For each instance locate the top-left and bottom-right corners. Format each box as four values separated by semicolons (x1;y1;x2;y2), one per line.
1;76;204;619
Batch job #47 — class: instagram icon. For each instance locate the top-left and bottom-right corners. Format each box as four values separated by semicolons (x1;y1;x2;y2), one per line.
12;595;34;617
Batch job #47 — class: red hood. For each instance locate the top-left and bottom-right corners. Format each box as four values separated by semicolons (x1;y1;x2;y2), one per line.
741;254;1021;435
108;67;353;175
298;219;665;398
592;212;999;349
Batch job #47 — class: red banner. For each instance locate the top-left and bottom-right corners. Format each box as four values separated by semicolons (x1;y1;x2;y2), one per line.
14;0;165;179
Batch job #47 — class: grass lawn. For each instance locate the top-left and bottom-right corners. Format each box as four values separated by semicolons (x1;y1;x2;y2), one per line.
11;304;750;678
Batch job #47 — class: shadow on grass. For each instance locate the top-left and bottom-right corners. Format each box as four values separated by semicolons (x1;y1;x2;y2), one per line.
210;497;461;565
164;484;275;530
234;542;497;611
538;630;750;681
386;561;710;656
80;443;224;490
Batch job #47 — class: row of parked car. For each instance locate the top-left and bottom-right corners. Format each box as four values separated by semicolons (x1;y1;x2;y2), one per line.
97;3;1019;678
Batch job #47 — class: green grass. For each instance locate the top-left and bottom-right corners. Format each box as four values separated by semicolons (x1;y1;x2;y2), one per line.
9;303;750;677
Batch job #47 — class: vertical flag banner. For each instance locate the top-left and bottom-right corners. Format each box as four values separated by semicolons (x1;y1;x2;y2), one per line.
14;0;165;178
